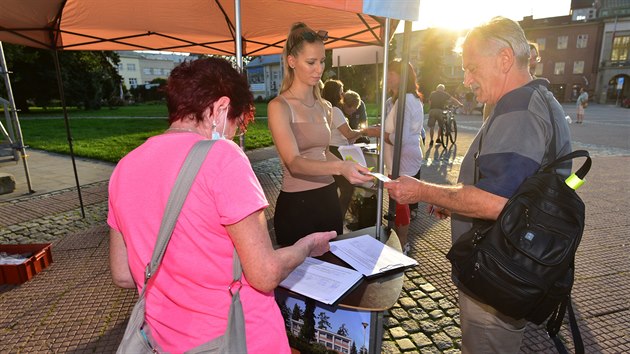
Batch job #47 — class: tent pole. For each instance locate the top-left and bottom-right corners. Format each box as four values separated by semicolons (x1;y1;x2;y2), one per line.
234;0;246;150
0;41;35;193
375;18;392;241
51;50;85;218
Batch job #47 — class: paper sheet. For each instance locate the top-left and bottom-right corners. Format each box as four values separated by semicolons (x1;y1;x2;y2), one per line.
337;145;367;167
330;235;418;277
279;257;363;305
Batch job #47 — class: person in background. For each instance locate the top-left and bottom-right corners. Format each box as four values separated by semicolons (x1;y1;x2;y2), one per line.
363;59;424;254
343;90;371;144
384;17;572;353
108;57;336;353
267;22;372;247
322;79;364;220
529;42;540;78
428;84;462;145
576;87;588;124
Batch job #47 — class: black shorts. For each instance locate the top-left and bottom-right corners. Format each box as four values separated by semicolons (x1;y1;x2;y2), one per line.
428;108;444;128
274;183;343;247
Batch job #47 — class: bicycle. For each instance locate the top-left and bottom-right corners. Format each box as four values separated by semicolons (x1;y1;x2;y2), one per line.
437;105;458;148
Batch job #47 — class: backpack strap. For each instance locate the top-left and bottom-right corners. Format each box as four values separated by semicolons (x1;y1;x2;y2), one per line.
547;295;585;354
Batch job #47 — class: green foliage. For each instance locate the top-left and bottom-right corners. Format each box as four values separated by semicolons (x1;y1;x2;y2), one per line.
3;44;121;111
299;300;316;342
316;312;332;330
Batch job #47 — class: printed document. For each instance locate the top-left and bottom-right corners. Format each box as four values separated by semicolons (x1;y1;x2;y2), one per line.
330;234;418;277
279;257;363;305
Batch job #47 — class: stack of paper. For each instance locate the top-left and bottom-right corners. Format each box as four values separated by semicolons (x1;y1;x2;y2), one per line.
279;235;418;305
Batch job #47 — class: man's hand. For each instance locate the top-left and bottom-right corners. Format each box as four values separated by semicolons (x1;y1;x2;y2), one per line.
384;175;422;204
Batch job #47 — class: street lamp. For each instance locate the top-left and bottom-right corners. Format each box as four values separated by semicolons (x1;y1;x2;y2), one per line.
361;322;369;354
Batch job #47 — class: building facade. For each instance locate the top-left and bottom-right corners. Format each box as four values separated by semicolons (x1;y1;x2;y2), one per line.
521;15;604;102
245;54;283;100
116;51;190;90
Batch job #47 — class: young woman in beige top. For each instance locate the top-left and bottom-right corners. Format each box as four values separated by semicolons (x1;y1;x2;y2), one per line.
268;22;372;246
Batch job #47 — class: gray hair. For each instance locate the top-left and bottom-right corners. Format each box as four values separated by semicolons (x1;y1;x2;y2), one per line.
436;84;445;91
463;16;530;69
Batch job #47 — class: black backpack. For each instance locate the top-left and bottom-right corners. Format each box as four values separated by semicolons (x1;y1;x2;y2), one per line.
447;91;589;353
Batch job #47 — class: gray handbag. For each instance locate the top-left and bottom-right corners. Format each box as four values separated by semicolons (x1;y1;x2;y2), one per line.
116;139;247;354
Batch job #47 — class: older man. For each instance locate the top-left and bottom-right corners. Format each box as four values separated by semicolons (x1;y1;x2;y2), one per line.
385;17;572;353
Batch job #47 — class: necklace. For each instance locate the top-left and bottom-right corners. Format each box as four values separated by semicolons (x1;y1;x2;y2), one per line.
288;89;316;108
165;127;201;134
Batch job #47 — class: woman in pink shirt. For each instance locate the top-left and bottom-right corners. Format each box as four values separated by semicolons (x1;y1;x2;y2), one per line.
108;57;335;353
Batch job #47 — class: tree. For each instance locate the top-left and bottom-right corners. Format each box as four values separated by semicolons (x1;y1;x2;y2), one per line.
350;341;358;354
316;311;332;331
278;301;291;329
2;43;121;111
298;299;316;342
337;323;349;337
417;28;446;101
291;303;303;322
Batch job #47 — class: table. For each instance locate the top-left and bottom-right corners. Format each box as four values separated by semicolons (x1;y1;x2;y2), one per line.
321;226;404;311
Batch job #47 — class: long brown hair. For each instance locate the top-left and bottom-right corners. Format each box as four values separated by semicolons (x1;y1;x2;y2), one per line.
388;60;420;102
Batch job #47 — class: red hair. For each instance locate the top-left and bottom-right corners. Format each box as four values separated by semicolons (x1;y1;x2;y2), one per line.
165;57;254;130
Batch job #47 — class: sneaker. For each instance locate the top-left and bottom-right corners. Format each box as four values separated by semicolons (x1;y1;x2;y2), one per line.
402;242;411;256
410;210;418;220
435;138;442;144
429;140;434;146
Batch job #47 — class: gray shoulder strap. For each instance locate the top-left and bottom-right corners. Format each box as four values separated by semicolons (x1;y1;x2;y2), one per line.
144;139;216;282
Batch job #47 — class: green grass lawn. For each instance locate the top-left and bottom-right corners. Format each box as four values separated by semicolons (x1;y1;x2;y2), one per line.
19;117;272;163
14;101;381;164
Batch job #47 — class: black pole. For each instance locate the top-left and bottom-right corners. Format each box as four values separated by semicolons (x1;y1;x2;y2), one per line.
387;20;412;230
51;50;85;218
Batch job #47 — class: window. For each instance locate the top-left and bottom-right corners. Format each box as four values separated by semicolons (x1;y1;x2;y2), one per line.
127;63;136;71
611;35;630;62
535;63;544;77
117;63;123;71
129;78;138;87
163;69;170;76
143;68;151;75
554;62;565;75
153;68;161;75
577;34;588;48
573;61;585;74
557;36;568;49
537;38;546;51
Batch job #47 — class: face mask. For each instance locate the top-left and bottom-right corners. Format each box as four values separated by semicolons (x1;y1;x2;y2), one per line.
212;108;228;140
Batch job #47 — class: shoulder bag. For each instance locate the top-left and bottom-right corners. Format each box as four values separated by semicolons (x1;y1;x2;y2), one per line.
116;139;247;354
446;90;589;353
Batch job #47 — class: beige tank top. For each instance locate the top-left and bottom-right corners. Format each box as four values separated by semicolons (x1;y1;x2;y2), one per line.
277;95;335;193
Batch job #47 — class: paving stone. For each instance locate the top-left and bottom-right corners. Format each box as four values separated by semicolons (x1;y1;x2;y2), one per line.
443;325;462;339
400;319;421;334
398;297;417;309
396;338;416;351
389;326;407;339
419;320;440;334
431;332;454;351
419;283;437;293
418;297;439;311
410;331;433;347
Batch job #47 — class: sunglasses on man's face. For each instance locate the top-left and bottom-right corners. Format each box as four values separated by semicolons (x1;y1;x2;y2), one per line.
287;30;328;54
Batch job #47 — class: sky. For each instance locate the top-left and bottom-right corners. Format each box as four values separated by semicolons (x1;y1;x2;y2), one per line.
407;0;572;31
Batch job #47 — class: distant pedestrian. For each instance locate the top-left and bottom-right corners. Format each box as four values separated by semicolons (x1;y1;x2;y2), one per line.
576;88;588;124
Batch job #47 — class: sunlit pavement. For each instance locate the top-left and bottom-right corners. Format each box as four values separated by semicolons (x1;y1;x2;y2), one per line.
0;103;628;352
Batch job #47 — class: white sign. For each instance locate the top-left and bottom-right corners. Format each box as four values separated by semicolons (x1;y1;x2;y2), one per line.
332;46;383;67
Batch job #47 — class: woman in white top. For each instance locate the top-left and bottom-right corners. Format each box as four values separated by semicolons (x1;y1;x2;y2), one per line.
322;79;363;219
267;23;372;247
364;60;424;253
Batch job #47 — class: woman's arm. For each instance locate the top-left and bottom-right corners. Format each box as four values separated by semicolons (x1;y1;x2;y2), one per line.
337;123;363;142
109;228;136;289
267;98;372;184
225;210;337;293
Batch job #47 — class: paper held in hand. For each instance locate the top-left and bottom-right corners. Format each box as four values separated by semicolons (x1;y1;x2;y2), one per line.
330;234;417;277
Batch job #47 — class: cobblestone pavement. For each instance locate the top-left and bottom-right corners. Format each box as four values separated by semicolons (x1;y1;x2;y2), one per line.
1;116;629;353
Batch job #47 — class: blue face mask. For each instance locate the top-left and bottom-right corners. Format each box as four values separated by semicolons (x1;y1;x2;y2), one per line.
212;108;228;140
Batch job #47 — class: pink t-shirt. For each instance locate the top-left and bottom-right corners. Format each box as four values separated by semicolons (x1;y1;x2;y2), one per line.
108;133;289;353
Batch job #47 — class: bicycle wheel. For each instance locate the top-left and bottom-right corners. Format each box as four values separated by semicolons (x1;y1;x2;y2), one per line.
439;121;448;148
448;118;457;144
